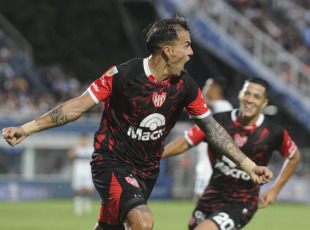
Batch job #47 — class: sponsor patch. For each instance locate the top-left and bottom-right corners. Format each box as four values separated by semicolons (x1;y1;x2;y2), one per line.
106;66;118;76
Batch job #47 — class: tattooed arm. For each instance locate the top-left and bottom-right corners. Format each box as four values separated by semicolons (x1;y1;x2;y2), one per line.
192;115;273;185
2;91;96;147
38;91;96;130
192;115;246;164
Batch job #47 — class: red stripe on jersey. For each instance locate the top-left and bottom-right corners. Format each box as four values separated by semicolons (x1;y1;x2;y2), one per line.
185;124;205;146
278;129;297;158
186;88;209;117
98;173;122;225
89;66;116;103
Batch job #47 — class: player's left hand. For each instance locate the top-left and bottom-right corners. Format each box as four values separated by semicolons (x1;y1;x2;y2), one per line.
249;166;273;185
258;188;278;209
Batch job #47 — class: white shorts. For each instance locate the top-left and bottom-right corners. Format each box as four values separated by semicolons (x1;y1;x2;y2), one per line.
72;160;94;190
194;158;213;195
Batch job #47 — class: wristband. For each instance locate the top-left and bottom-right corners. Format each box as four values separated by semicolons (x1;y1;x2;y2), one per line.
240;157;257;174
21;120;40;137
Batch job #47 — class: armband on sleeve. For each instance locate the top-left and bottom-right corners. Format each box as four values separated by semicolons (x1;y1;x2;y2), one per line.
21;120;40;137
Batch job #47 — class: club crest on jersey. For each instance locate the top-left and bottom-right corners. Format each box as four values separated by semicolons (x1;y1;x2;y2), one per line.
152;92;166;107
125;176;140;188
234;133;248;148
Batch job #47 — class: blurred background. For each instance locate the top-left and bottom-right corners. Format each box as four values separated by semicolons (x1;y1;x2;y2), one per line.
0;0;309;205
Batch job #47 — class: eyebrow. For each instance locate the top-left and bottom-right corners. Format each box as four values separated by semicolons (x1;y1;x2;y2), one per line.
184;40;191;46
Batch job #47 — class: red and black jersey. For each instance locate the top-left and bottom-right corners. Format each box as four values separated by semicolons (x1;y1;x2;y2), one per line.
185;109;296;215
88;57;209;180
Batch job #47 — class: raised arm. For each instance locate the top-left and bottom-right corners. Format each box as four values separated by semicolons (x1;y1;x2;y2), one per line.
259;148;301;208
192;115;273;185
162;137;192;158
2;90;97;147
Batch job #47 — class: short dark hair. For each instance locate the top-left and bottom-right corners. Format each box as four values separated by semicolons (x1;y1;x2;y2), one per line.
245;77;270;96
144;16;190;54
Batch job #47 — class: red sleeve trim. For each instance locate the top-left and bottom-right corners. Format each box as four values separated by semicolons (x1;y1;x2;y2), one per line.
186;88;210;118
184;124;206;146
88;66;117;103
278;129;297;158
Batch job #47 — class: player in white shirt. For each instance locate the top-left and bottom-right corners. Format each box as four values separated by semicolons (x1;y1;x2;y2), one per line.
68;133;94;215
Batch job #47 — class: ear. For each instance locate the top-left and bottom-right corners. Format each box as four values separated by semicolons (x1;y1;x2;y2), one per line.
162;45;173;57
261;98;269;108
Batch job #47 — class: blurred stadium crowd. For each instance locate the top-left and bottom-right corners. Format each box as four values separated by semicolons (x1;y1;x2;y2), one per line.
229;0;310;63
1;0;310;122
0;29;99;122
178;0;310;90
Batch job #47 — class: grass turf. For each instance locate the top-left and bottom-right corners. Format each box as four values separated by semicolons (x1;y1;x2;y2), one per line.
0;199;309;229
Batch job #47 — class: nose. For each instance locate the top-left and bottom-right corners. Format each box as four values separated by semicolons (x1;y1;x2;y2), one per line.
246;95;255;103
188;46;194;56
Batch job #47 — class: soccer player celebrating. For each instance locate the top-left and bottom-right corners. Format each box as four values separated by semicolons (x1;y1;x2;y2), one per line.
2;17;272;230
163;77;301;230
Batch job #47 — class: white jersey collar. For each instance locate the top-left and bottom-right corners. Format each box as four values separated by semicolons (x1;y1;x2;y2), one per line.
143;56;152;77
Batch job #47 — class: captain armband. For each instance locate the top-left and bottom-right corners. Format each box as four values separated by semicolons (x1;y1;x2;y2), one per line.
21;120;40;137
240;157;257;174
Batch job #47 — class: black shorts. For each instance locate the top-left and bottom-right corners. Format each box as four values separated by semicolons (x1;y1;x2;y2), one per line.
188;206;255;230
92;164;156;229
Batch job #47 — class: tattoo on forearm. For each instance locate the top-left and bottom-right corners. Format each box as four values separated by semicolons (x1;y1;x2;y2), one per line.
49;105;69;126
193;116;246;164
133;204;152;213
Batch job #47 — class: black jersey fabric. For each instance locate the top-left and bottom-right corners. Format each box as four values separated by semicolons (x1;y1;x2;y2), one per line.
88;57;209;180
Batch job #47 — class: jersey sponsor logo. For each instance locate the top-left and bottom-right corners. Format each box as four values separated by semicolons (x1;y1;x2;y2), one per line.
127;113;166;141
215;156;250;180
233;133;248;148
191;210;206;226
100;78;106;85
152;92;167;107
125;176;140;188
92;82;99;92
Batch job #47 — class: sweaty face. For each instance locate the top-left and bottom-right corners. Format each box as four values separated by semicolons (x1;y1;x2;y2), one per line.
238;82;268;123
167;30;193;76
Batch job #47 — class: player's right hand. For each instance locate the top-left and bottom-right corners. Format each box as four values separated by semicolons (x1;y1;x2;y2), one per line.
249;166;273;185
2;127;26;147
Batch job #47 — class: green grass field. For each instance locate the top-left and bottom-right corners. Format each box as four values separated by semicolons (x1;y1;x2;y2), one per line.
0;199;309;229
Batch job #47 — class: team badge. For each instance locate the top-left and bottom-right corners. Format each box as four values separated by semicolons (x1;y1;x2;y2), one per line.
234;133;248;148
152;92;166;107
125;176;140;188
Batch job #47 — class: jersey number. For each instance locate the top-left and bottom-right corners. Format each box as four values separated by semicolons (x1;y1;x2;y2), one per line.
212;212;235;230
